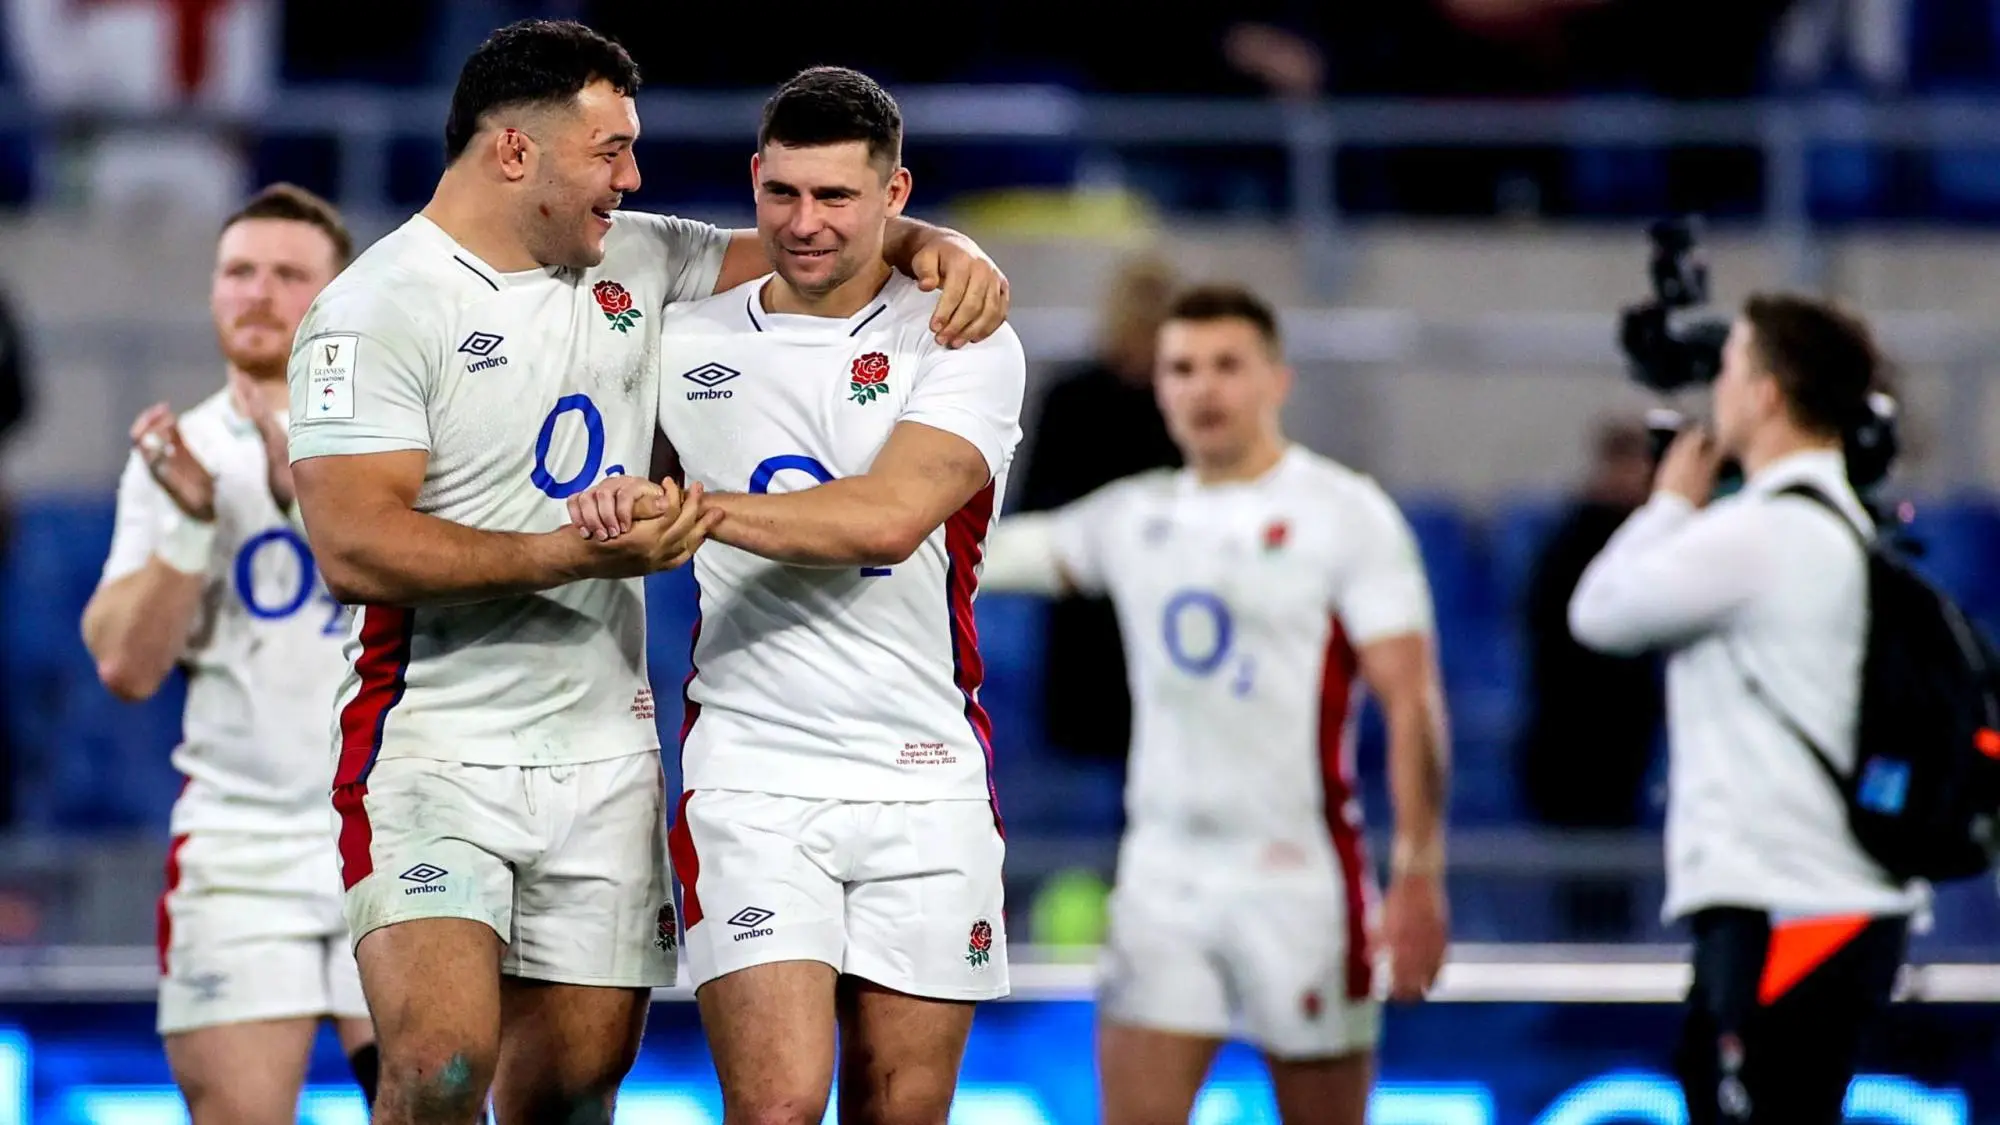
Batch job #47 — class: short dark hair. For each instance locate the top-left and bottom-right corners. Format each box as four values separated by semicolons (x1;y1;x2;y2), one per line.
221;183;353;266
444;20;641;162
1165;284;1282;352
758;67;903;171
1741;292;1881;438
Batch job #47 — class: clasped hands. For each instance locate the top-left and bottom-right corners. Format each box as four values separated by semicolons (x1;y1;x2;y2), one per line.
567;475;717;578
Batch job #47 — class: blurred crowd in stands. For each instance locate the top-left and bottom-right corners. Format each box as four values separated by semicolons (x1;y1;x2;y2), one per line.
4;0;1999;220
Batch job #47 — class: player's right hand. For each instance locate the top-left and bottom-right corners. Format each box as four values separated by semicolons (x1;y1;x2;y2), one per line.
131;404;216;522
568;474;673;541
577;479;721;577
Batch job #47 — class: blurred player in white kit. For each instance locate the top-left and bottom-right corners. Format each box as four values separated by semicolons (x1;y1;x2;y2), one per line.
283;23;1010;1125
566;67;1025;1125
979;285;1452;1125
81;183;378;1124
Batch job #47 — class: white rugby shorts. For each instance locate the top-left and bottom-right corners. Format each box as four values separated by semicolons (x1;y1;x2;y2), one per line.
156;830;366;1035
669;789;1008;1001
335;750;676;988
1096;837;1381;1060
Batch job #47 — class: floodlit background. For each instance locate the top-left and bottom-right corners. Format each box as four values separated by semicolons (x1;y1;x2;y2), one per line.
1;2;1999;1122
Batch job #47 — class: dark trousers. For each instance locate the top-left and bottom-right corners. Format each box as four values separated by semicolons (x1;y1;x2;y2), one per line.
1675;907;1908;1124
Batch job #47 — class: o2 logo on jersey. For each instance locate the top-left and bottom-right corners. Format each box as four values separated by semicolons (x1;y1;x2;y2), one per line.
531;394;626;500
1160;588;1254;696
749;454;891;577
232;529;347;636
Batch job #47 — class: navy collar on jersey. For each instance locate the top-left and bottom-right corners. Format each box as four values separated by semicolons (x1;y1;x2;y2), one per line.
409;215;550;291
745;274;898;337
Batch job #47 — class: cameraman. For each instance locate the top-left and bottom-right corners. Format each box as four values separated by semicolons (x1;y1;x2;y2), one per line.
1569;293;1921;1124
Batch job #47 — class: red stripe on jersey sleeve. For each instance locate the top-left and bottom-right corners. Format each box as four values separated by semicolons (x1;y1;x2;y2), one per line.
944;481;1002;833
1317;617;1374;1001
331;605;413;889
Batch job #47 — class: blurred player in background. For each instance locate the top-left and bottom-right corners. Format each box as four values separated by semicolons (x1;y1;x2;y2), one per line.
284;23;1010;1125
567;66;1025;1125
979;285;1452;1125
80;184;376;1125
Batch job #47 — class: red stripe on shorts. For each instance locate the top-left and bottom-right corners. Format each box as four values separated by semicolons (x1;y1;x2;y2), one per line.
155;833;189;975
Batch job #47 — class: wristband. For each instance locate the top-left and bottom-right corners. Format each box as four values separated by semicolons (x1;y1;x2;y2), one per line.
154;515;218;575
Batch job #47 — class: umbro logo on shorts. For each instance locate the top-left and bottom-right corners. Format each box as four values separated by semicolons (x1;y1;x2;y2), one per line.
682;362;739;402
728;906;775;942
400;863;449;896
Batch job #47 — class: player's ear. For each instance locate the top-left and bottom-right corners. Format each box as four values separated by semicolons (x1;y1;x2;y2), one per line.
494;127;532;183
749;153;761;201
884;166;911;217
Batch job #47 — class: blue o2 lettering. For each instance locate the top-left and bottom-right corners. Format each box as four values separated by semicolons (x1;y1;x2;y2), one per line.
233;529;346;635
748;454;891;577
531;393;608;499
1161;589;1234;676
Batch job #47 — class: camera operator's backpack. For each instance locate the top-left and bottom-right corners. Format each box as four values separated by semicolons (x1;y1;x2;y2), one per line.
1736;484;2000;885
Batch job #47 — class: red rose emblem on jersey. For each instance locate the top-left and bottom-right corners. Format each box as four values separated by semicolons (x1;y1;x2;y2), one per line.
965;918;994;967
593;279;633;315
849;351;891;404
592;279;642;333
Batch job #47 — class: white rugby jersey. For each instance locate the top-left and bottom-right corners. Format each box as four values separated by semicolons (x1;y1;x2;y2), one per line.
98;390;352;838
659;272;1026;803
287;212;727;779
1046;446;1435;854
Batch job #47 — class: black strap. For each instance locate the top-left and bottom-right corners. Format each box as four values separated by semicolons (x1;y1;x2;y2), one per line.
1727;644;1852;790
1772;482;1872;552
1726;481;1871;792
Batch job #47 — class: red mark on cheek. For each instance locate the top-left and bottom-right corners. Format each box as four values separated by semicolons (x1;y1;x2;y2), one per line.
538;204;551;219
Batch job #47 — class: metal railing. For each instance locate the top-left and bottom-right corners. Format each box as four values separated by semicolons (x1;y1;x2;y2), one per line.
8;88;2000;286
17;305;2000;490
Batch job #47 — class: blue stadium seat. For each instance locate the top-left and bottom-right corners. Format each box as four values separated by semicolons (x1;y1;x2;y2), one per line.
1810;142;1891;223
1920;876;2000;951
1398;497;1495;625
1929;144;2000;221
972;592;1046;753
1491;496;1566;621
1438;618;1524;695
1904;493;2000;620
0;495;186;830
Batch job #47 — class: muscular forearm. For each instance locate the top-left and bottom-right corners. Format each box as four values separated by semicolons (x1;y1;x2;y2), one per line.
1384;691;1450;873
708;480;917;568
82;564;205;702
311;506;593;607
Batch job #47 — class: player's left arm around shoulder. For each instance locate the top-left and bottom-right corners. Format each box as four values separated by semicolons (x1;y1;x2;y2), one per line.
712;219;1009;348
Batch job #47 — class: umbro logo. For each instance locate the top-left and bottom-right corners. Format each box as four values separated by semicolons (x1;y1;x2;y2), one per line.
458;332;503;357
682;363;739;401
458;331;509;372
728;906;775;942
399;863;449;896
